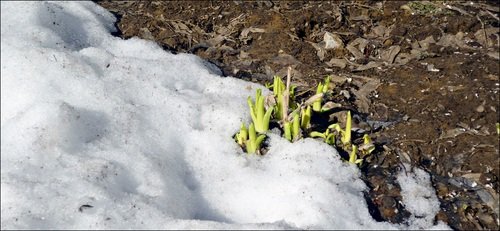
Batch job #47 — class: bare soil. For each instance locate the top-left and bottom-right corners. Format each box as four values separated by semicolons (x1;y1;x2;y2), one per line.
96;1;500;230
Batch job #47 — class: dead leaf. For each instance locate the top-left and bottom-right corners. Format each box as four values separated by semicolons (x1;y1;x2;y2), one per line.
397;148;412;164
437;32;472;49
276;67;302;81
367;25;394;39
394;53;415;65
321;101;342;111
329;110;348;125
304;93;323;106
346;45;364;60
487;51;499;60
372;25;387;37
272;54;301;66
474;27;500;48
218;45;235;51
264;94;276;109
169;21;191;33
240;27;266;40
328;74;349;84
418;36;436;50
352;78;381;113
461;173;482;182
380;45;401;64
205;35;225;47
308;41;326;61
239;50;250;59
447;85;465;92
139;27;155;40
350;15;370;21
438;127;489;140
346;38;368;59
353;61;382;71
325;58;347;69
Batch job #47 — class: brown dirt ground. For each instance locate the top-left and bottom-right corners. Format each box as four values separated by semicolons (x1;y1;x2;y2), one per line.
96;1;499;230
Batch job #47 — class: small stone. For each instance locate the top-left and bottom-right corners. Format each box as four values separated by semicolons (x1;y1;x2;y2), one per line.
408;118;420;123
383;39;393;47
427;64;440;72
340;90;351;99
476;105;485;113
323;32;344;50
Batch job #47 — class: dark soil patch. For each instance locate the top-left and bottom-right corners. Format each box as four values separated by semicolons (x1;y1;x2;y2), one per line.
96;1;499;229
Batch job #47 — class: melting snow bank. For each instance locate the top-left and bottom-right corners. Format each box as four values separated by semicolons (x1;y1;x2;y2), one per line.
1;1;449;230
397;164;445;229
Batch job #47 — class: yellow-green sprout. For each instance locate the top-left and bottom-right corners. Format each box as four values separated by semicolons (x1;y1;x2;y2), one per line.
265;82;273;89
272;75;297;121
329;111;352;147
359;134;375;157
283;112;301;142
497;122;500;135
248;89;274;133
235;123;248;146
284;121;292;142
273;75;285;96
272;76;286;121
300;105;311;129
275;94;285;121
292;113;300;141
310;127;336;145
312;76;331;112
283;112;300;142
246;123;266;154
349;145;363;165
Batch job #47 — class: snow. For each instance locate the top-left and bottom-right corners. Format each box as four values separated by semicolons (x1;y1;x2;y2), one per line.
1;1;449;230
397;164;446;229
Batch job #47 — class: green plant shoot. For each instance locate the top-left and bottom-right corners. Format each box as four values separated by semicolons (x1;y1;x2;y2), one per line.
344;110;352;145
292;113;300;141
272;76;286;121
246;123;266;154
359;134;375;157
312;76;332;112
284;121;292;141
274;93;284;121
272;75;297;121
310;128;336;145
273;75;285;96
497;122;500;135
273;74;296;102
283;112;301;142
329;111;352;146
322;76;331;93
265;82;273;89
248;89;274;133
300;105;311;129
235;123;248;146
312;83;324;112
349;145;363;165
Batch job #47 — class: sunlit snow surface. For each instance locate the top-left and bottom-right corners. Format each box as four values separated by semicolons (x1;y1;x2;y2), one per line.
1;1;449;230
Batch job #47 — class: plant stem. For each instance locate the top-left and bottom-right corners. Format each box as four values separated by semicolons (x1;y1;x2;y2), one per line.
281;67;292;124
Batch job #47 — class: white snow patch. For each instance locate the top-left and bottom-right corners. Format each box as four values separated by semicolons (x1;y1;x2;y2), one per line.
1;1;449;229
397;164;450;229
